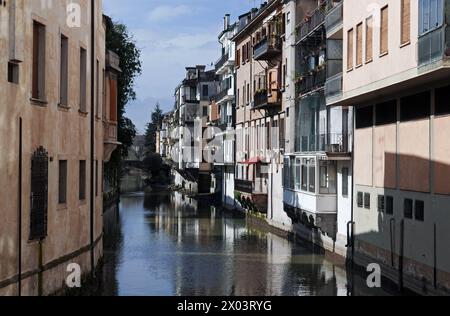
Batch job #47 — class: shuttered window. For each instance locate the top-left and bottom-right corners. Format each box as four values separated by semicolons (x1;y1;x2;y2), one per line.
356;23;363;66
366;16;373;62
380;6;389;55
401;0;411;45
236;49;240;67
347;28;354;70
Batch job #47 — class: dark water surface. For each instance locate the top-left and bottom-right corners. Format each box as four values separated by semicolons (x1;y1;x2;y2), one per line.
100;191;399;296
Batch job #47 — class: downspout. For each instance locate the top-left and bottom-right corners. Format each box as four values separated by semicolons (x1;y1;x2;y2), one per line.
18;117;22;296
89;0;95;278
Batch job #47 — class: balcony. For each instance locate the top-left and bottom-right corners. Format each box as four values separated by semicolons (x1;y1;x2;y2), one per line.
253;35;282;61
103;121;120;162
418;26;450;67
296;67;326;95
297;132;351;154
215;53;234;74
181;103;202;124
235;179;253;194
325;1;343;38
325;72;342;99
296;5;326;43
253;89;281;109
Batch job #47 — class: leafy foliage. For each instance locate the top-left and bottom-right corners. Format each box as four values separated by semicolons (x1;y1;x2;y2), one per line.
104;18;142;190
144;103;164;154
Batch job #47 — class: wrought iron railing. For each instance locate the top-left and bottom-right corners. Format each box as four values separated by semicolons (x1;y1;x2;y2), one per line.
215;53;230;71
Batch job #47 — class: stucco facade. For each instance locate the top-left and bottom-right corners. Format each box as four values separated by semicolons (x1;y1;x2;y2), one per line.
341;0;450;295
0;0;115;295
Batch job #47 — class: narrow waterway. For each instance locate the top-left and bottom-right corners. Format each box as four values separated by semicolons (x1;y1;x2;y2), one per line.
100;190;399;296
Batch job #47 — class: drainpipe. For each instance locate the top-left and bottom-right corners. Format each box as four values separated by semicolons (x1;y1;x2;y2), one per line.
18;117;22;296
89;0;95;278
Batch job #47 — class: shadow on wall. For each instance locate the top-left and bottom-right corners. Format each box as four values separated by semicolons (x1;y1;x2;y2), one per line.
350;152;450;295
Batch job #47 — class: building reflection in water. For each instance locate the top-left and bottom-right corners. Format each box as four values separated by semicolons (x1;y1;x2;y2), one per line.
100;191;397;296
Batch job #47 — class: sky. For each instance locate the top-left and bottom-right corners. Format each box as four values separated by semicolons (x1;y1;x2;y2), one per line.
103;0;259;134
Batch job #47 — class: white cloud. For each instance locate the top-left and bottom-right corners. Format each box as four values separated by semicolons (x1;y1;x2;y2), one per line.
147;5;191;22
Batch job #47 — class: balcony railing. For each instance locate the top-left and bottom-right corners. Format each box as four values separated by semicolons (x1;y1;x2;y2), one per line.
325;1;343;35
215;53;230;72
297;132;351;153
253;35;282;60
235;179;253;194
296;6;326;43
297;67;326;95
325;72;343;98
418;26;449;66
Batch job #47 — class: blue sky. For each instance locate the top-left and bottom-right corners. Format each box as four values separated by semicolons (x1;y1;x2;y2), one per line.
103;0;258;133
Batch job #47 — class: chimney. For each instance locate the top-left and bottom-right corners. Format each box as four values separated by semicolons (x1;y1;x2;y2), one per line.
224;14;230;31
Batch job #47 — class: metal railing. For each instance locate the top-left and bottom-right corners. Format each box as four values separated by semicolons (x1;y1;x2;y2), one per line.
297;132;351;153
325;1;343;34
297;5;326;42
215;53;230;71
297;67;326;94
253;35;282;60
418;26;448;66
325;72;343;98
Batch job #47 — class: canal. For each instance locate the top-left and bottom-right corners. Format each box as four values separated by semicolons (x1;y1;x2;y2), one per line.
100;191;399;296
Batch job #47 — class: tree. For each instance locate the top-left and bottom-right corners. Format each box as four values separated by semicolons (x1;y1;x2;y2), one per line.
145;103;164;154
104;18;142;190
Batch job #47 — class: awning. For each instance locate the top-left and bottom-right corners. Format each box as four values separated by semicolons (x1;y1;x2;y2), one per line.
243;157;264;165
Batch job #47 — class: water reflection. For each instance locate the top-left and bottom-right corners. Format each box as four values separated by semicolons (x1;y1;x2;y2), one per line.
101;191;397;296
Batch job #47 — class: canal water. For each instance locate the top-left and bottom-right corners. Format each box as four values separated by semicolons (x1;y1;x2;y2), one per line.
100;190;400;296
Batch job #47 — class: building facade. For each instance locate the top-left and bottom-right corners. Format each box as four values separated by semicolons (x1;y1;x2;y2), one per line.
233;0;292;229
334;0;450;294
173;66;217;194
208;15;238;207
0;0;119;295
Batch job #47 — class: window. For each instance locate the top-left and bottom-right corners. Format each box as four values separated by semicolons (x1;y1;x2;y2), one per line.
60;35;68;106
309;159;316;193
376;100;397;125
435;85;450;115
400;91;431;121
419;0;444;35
378;195;385;213
386;196;394;215
319;161;337;195
347;28;354;70
289;157;296;190
404;198;413;219
236;49;241;67
415;200;425;221
32;21;46;100
8;62;19;84
357;192;364;208
79;160;86;201
380;6;389;55
79;47;87;112
356;105;373;129
58;160;67;204
365;16;373;62
283;157;290;188
342;168;349;197
364;193;371;209
301;159;308;191
237;89;240;107
356;23;363;66
247;83;250;103
295;158;301;191
202;85;209;98
401;0;411;45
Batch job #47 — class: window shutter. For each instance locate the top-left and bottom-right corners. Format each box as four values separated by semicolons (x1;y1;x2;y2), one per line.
401;0;411;45
356;23;363;65
366;16;373;61
347;29;354;70
380;6;389;54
